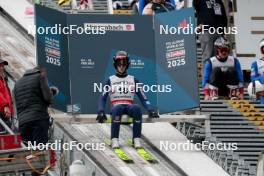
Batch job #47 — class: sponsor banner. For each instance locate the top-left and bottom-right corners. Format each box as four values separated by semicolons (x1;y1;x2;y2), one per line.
84;23;135;31
35;5;199;114
154;9;199;113
35;5;70;111
67;14;156;113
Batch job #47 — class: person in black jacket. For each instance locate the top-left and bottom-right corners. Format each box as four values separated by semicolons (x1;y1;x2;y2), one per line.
13;66;58;176
193;0;227;62
142;0;175;14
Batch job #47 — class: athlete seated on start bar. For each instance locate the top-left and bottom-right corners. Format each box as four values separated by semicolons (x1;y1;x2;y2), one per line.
96;51;159;149
202;37;244;100
248;39;264;103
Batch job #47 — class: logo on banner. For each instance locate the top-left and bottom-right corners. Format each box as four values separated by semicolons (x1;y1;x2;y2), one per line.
84;23;135;32
178;19;188;28
165;39;186;68
44;37;62;67
130;59;145;69
80;58;95;69
45;47;61;57
166;50;185;59
67;104;81;113
125;24;133;31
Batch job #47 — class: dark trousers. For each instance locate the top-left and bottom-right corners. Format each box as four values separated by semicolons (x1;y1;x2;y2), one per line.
19;119;49;176
111;104;142;139
209;67;239;96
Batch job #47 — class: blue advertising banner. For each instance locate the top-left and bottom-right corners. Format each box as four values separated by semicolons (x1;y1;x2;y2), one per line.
35;5;199;114
35;5;70;112
67;15;157;114
154;9;199;113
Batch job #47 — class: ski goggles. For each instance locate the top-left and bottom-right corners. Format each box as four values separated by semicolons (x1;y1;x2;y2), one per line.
116;62;128;67
116;59;129;67
261;46;264;54
217;47;230;53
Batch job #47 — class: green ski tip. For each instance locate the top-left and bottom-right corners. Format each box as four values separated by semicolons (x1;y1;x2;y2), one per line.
104;138;134;163
136;148;157;163
114;148;133;163
127;139;157;163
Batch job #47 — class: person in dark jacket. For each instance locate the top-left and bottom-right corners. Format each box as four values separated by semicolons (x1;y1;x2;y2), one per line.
13;66;58;176
193;0;227;62
142;0;175;14
139;0;175;14
0;58;14;130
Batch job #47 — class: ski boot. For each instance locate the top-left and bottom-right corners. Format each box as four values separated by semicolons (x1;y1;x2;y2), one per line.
227;85;242;100
111;138;120;149
208;84;219;100
133;138;142;149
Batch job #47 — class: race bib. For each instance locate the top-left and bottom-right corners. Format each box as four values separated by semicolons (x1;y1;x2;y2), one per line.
214;3;222;15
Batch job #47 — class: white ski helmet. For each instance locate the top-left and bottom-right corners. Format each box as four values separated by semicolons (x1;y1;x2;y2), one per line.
247;80;264;98
214;37;230;49
69;160;87;176
260;39;264;55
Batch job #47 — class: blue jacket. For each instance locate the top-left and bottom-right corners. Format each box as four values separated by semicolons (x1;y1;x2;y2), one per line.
250;59;264;83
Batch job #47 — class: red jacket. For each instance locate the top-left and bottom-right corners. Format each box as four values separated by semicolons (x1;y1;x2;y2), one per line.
0;77;14;114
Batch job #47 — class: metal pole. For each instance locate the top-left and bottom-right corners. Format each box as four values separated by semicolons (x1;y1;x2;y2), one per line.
0;118;14;135
52;114;208;123
0;118;26;148
204;114;211;138
257;152;264;176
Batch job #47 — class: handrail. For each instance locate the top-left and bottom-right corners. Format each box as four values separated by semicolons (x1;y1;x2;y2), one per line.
257;152;264;176
107;0;114;14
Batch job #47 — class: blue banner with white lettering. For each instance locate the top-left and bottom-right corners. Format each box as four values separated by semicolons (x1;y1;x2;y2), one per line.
35;5;70;112
35;5;199;114
154;9;199;113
